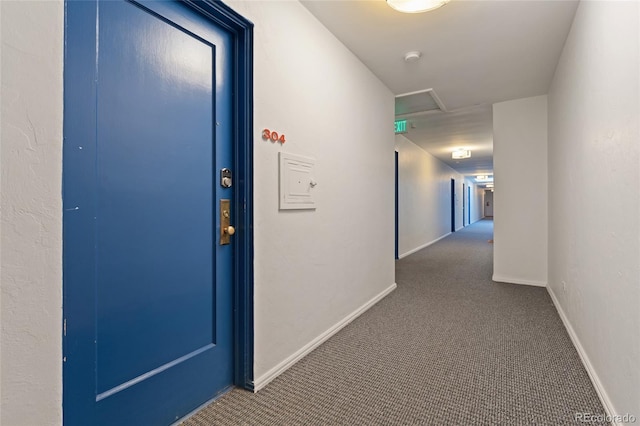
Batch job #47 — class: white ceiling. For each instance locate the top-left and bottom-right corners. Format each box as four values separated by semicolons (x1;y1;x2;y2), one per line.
301;0;579;177
401;104;494;175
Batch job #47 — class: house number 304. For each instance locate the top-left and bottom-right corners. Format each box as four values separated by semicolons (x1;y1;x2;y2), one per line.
262;128;286;144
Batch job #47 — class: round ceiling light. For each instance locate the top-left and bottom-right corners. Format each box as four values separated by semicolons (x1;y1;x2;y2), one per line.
387;0;450;13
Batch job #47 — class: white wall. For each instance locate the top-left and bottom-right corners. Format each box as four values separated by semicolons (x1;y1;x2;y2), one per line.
395;135;481;258
477;187;486;220
219;0;397;388
0;1;64;425
1;0;3;411
492;95;548;287
1;0;3;412
467;178;484;225
547;1;639;419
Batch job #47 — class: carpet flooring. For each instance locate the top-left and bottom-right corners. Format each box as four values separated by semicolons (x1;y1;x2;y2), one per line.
184;220;607;425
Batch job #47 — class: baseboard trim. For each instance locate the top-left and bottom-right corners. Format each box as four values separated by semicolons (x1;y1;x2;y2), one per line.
399;233;450;259
546;286;620;425
253;282;397;392
492;275;547;287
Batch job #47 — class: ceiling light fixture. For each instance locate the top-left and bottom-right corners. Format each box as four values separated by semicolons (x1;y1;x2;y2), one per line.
387;0;450;14
452;149;471;160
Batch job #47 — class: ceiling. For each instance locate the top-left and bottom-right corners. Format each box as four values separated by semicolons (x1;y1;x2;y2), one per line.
300;0;579;177
400;104;494;175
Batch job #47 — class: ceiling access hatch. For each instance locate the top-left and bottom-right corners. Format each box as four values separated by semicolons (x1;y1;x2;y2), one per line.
395;89;447;117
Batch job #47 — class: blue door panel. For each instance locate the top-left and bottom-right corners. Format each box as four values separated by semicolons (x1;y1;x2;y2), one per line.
64;1;235;424
96;0;216;393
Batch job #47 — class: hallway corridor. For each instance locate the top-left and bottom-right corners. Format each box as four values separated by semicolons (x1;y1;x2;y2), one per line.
185;220;605;425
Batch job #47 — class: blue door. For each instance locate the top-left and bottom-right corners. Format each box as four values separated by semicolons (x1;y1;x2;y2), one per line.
451;178;456;232
64;1;236;424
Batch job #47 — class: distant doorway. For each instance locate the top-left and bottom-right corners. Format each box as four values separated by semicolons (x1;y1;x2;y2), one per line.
395;151;399;260
451;178;456;232
462;183;466;227
468;186;471;224
484;189;494;217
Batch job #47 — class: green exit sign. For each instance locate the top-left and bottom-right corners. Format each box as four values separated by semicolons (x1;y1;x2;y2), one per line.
394;120;407;134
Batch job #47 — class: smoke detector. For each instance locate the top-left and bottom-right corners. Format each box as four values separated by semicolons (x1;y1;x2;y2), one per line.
404;51;422;62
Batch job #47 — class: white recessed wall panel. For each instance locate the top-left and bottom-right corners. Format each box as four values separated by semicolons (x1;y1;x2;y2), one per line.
279;152;316;210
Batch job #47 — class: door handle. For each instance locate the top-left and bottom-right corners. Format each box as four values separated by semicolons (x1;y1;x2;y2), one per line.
220;199;234;245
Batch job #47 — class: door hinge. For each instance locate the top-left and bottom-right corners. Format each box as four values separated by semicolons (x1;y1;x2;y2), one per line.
63;318;67;337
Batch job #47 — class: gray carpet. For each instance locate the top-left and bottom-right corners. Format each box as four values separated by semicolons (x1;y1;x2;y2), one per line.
184;220;607;425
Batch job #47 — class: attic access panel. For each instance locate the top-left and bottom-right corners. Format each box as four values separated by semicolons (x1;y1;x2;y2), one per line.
395;89;445;116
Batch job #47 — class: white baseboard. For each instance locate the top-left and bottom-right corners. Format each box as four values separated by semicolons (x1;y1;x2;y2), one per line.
399;233;451;259
492;275;547;287
456;226;464;232
253;283;397;392
546;286;621;425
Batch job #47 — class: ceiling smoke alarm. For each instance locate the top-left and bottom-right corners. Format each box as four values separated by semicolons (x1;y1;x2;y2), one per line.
404;51;422;62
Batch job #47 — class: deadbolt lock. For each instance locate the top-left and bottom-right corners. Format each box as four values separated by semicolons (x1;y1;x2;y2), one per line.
221;168;232;188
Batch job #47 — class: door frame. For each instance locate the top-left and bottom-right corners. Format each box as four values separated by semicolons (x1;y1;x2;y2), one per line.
467;186;471;225
394;151;399;260
184;0;256;392
450;178;455;232
61;2;255;416
462;183;466;227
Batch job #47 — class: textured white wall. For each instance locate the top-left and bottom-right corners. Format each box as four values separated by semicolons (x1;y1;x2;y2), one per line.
0;1;64;425
548;1;639;418
395;135;480;258
227;0;396;384
492;95;548;287
468;179;484;224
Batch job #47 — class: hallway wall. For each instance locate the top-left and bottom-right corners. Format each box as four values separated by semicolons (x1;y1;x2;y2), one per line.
547;0;639;419
0;2;64;425
187;0;397;389
477;187;486;220
395;135;481;258
492;95;548;287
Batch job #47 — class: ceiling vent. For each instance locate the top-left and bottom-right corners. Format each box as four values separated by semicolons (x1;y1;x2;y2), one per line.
395;89;447;117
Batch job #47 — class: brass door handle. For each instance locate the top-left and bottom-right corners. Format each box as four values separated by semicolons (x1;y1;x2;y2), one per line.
220;199;234;245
